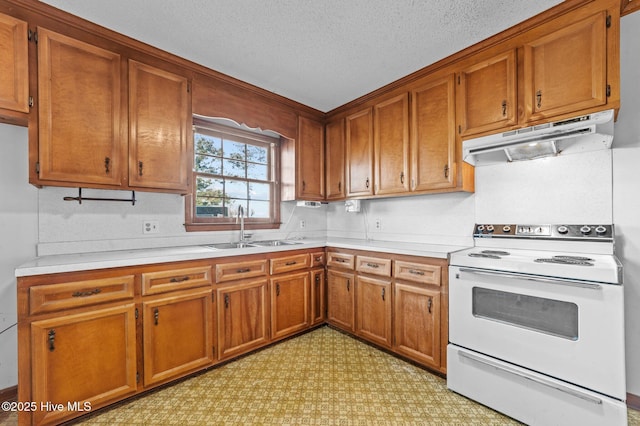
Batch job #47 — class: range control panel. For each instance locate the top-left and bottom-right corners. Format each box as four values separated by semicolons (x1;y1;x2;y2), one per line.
473;224;614;240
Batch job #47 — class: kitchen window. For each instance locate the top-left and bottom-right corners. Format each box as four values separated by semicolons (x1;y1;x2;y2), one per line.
185;119;281;231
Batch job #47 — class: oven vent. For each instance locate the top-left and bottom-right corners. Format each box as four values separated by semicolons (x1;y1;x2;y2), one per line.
462;109;614;166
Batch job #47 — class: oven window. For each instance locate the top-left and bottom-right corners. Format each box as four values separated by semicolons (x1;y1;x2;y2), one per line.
472;287;578;340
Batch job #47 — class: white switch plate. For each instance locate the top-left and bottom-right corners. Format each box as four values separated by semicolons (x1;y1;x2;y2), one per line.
143;220;160;234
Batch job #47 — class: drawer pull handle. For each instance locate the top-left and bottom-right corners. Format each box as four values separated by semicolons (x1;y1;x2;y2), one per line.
335;258;346;263
347;279;350;292
138;161;144;176
428;297;433;314
536;90;542;109
366;263;380;268
285;261;297;266
381;288;385;301
48;329;56;352
154;308;159;325
72;288;102;298
315;256;322;262
408;269;425;276
104;157;111;174
236;268;251;273
169;276;190;283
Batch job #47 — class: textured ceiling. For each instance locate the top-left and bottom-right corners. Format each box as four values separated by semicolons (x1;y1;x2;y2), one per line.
40;0;563;112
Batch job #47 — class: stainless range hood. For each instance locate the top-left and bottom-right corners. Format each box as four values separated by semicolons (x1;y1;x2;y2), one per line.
463;109;614;166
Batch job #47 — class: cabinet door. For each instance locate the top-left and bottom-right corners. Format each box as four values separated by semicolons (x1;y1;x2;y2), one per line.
524;11;607;122
457;50;517;137
129;60;190;192
217;278;269;360
37;28;124;186
142;288;213;386
297;116;325;200
374;93;410;195
356;275;392;348
325;118;346;200
411;75;456;191
310;268;326;326
346;108;374;197
270;271;310;339
0;13;28;113
393;282;441;369
30;304;137;425
326;269;355;331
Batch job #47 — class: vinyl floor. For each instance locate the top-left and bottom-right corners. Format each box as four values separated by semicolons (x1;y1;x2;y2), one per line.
2;326;639;425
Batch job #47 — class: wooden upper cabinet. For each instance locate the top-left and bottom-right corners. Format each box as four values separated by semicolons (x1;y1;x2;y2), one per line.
346;108;374;197
325;117;346;200
296;115;325;200
457;49;517;137
523;11;608;122
36;28;125;186
411;75;456;191
128;60;191;192
374;93;409;195
0;13;28;114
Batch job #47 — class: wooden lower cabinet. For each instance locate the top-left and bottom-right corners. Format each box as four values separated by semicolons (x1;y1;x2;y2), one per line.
393;282;441;369
216;278;269;360
29;303;137;426
142;288;213;387
355;275;392;348
326;269;355;331
270;271;310;340
310;268;326;326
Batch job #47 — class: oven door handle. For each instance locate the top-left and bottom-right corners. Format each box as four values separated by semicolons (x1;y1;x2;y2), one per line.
458;351;603;405
457;267;603;290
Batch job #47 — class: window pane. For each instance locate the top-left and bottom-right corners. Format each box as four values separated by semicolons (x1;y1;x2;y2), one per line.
223;140;246;161
248;201;270;218
195;154;221;174
247;144;268;164
223;158;246;178
249;182;270;201
195;135;221;155
226;179;248;199
247;163;268;180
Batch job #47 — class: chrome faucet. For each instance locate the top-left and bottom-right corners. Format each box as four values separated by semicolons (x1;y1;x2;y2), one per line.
236;205;245;242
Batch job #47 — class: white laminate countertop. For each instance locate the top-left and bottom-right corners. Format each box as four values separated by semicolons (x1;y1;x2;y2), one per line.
15;238;469;277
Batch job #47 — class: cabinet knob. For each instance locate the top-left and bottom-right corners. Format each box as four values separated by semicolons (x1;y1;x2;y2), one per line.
276;283;280;296
105;157;111;174
381;287;385;301
138;161;144;176
365;178;370;189
428;297;433;314
400;172;405;184
154;307;159;325
443;164;449;179
501;100;507;117
536;90;542;109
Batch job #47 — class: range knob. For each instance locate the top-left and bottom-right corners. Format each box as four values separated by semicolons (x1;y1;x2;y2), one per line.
580;225;592;235
557;225;569;234
595;225;607;235
477;225;485;232
486;225;495;233
502;225;511;233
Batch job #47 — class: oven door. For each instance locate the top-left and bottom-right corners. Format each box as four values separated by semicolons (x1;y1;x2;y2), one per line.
449;265;626;400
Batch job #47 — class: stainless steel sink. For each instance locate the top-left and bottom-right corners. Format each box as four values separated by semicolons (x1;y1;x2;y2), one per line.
206;242;257;249
251;240;303;246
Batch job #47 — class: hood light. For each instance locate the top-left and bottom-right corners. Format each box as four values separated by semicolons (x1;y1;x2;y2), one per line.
504;140;558;162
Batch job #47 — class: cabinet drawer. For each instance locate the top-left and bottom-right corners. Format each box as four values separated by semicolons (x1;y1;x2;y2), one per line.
310;251;325;268
30;275;135;315
356;255;392;277
327;252;355;269
270;253;311;275
394;260;441;286
142;266;212;295
216;259;268;283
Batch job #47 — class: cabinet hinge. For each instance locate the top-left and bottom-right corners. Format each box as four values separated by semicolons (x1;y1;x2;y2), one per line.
606;84;611;97
606;15;611;28
35;162;40;174
458;125;462;134
27;29;38;43
28;97;34;108
457;75;460;85
136;372;140;383
187;83;191;93
135;308;139;319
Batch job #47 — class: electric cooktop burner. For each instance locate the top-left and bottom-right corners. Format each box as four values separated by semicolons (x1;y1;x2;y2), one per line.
468;250;511;259
534;255;595;266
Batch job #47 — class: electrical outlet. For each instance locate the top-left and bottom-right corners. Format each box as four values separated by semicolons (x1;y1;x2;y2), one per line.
143;220;159;234
300;220;306;229
375;218;382;230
